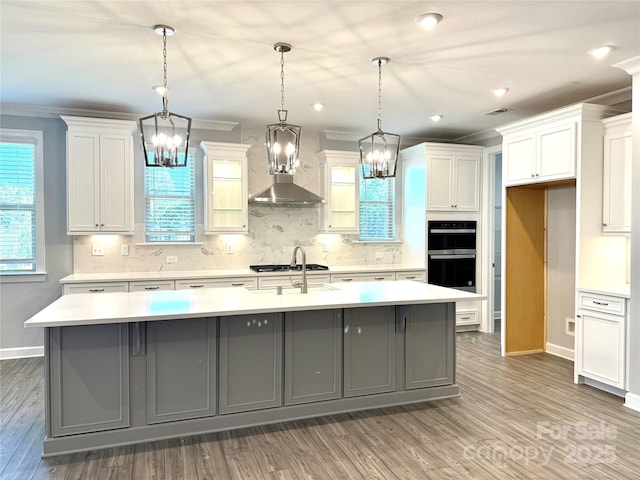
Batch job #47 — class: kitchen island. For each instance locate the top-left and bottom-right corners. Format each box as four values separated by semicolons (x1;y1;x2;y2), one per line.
26;280;483;457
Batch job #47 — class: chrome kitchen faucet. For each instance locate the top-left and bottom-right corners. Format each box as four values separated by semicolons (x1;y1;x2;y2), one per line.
290;246;308;293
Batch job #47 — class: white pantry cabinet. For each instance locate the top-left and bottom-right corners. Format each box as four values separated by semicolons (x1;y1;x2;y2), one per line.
200;142;251;234
576;290;628;391
501;120;576;186
62;116;134;234
318;150;359;233
602;113;632;234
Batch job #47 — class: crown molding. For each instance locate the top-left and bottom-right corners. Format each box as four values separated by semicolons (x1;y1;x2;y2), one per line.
0;103;239;132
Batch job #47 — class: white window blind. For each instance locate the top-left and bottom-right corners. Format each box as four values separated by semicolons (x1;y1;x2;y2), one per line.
358;170;396;241
144;153;196;242
0;136;38;272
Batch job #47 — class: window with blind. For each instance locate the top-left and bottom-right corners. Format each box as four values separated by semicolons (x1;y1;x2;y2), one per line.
144;153;196;242
0;130;45;274
358;170;396;241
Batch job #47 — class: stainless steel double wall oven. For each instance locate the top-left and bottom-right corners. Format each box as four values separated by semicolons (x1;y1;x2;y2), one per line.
427;220;477;292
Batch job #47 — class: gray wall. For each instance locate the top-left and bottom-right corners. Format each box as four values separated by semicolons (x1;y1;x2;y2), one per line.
0;115;73;354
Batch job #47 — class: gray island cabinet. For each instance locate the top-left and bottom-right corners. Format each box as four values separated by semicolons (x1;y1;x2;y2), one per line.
26;281;483;457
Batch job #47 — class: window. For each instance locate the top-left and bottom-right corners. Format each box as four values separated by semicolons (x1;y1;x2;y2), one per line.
358;170;395;241
144;153;196;242
0;129;45;274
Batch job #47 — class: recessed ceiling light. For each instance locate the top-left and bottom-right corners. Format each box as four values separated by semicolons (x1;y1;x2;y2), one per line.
312;103;325;111
588;45;615;59
415;13;443;29
429;114;443;122
492;87;509;97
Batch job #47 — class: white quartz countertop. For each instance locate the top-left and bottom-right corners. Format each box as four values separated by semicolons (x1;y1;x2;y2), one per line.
59;264;424;283
577;284;631;299
26;280;482;328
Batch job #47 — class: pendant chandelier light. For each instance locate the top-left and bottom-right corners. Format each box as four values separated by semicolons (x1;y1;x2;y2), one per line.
265;42;301;175
138;25;192;168
358;57;401;179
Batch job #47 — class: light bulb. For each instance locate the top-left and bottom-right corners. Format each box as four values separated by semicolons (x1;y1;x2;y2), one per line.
286;142;295;156
273;142;281;155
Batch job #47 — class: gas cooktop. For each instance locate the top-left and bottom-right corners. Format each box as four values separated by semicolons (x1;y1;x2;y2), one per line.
249;264;329;273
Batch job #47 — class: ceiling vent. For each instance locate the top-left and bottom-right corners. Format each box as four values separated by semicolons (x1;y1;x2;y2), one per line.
482;107;510;116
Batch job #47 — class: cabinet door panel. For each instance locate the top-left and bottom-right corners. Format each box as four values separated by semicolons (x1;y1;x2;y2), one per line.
537;123;575;180
100;134;132;232
67;133;100;231
454;155;479;210
147;318;216;423
404;303;455;389
579;312;624;388
504;135;535;185
219;313;283;414
285;310;342;405
49;324;129;437
427;155;453;210
343;306;395;397
603;132;632;232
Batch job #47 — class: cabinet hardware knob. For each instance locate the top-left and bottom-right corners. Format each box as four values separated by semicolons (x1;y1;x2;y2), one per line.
95;224;99;227
603;223;608;227
243;224;246;228
531;174;535;178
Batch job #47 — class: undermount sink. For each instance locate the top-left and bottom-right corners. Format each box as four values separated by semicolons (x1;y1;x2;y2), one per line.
249;284;339;295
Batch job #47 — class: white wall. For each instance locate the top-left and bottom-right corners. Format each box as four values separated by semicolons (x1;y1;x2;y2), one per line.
0;116;73;358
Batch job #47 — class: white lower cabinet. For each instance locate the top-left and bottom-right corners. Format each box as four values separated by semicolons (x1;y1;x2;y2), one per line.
258;274;331;290
331;272;395;283
576;290;628;390
175;277;257;290
129;281;175;292
395;270;426;282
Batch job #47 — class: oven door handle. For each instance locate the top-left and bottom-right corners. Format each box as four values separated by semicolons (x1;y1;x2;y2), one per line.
429;254;476;260
429;228;476;234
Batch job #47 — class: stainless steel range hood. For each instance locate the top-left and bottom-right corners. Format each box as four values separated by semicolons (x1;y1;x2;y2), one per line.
249;174;324;207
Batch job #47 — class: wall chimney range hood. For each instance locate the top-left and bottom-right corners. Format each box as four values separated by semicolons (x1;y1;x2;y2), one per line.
249;174;324;207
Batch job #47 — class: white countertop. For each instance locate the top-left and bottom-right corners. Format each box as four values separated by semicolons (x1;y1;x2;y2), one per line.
26;280;482;328
59;264;424;284
577;284;631;299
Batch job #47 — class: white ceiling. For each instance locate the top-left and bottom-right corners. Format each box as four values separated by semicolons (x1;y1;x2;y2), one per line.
1;1;639;142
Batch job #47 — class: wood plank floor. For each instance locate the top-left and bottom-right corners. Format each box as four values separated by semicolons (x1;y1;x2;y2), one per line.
2;331;639;479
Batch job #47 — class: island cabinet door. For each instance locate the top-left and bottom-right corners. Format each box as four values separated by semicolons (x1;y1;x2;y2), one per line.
402;303;455;389
49;324;130;437
284;309;342;405
343;306;395;397
146;318;217;424
219;313;283;414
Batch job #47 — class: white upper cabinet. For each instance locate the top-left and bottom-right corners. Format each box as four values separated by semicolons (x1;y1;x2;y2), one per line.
62;116;134;235
602;113;632;234
502;121;576;186
422;145;481;212
200;142;251;234
318;150;359;233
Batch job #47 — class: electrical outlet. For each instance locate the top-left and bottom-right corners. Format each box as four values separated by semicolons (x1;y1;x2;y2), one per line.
91;245;104;256
120;244;129;256
226;243;233;254
375;252;384;259
166;255;178;264
322;242;329;253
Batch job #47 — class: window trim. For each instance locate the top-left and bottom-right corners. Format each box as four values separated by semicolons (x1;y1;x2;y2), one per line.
0;129;46;281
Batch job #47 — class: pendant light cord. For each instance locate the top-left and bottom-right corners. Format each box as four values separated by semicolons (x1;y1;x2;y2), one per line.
161;28;169;115
377;59;383;132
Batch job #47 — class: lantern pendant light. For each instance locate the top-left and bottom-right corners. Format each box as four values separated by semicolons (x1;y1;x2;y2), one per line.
358;57;401;179
265;42;301;175
138;25;192;168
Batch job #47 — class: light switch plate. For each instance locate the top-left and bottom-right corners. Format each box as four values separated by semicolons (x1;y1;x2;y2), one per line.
91;245;104;256
166;255;178;264
120;244;129;256
322;242;329;253
375;252;384;259
226;243;233;254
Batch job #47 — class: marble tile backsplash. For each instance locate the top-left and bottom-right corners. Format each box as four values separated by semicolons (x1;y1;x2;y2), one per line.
73;211;401;273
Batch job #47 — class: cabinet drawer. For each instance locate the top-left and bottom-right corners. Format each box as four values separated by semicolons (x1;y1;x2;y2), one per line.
129;281;175;292
396;271;425;282
63;282;129;294
175;277;257;290
258;274;331;290
456;311;479;325
578;292;626;316
331;272;395;283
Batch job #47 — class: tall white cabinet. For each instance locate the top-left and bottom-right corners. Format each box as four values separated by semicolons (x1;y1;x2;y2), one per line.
62;116;134;234
200;142;251;234
602;113;632;234
426;147;481;212
318;150;360;233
